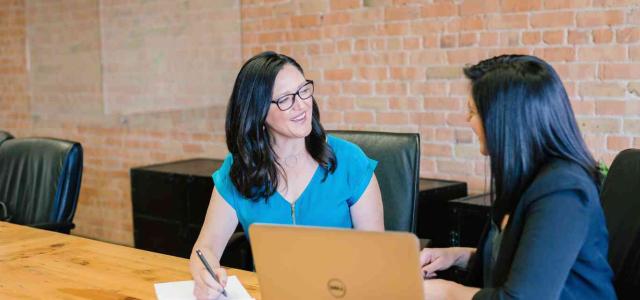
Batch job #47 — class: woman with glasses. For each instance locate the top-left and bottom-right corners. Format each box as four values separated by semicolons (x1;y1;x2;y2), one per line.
190;51;384;299
420;55;616;299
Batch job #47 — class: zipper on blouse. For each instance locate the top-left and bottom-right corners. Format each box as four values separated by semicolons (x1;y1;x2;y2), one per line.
290;202;296;225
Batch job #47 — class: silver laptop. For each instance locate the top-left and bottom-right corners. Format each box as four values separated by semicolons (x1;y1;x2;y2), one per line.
249;224;424;300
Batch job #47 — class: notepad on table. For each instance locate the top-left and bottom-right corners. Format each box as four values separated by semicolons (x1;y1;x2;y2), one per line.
154;275;254;300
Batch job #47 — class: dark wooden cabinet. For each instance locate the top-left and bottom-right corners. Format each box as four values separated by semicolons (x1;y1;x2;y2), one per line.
130;158;223;258
447;193;491;247
417;178;468;246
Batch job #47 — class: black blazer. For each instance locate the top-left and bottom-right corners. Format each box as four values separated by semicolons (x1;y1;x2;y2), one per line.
468;159;616;299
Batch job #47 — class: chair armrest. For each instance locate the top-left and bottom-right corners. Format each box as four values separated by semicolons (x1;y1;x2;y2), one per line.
31;222;75;234
228;231;246;246
419;238;432;249
437;266;470;283
220;232;253;271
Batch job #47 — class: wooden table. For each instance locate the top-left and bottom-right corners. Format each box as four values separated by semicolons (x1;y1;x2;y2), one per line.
0;222;261;299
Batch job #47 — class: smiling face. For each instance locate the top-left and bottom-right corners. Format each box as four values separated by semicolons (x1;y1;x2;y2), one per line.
265;64;314;143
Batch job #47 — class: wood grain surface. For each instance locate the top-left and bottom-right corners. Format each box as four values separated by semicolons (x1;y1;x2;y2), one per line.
0;222;260;299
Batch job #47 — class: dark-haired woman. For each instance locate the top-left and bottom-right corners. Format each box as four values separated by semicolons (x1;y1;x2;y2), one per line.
189;52;384;299
420;55;616;299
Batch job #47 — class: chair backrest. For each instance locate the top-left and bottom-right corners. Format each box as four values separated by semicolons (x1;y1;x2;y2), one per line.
0;138;83;230
329;130;420;233
600;149;640;298
0;130;13;145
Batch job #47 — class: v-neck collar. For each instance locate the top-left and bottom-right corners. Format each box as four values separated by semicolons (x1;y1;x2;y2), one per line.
275;164;322;205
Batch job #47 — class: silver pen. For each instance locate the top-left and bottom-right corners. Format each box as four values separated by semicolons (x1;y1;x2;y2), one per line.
195;249;228;297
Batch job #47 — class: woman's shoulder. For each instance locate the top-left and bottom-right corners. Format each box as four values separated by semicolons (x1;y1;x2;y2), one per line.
217;153;234;172
212;153;235;182
537;159;596;187
522;159;599;206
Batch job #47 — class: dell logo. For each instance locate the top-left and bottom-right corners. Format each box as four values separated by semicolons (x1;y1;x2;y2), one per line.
327;278;346;298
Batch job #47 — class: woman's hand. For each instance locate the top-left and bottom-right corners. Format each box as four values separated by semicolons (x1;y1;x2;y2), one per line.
420;247;475;278
190;248;228;300
193;267;227;300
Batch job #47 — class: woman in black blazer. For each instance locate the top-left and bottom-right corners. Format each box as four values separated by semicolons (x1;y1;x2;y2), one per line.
420;55;617;299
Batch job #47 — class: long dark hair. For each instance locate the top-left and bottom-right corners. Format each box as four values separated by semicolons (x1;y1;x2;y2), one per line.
225;51;336;201
464;55;600;223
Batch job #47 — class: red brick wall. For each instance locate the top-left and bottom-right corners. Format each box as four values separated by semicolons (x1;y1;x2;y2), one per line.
1;0;639;245
0;1;30;136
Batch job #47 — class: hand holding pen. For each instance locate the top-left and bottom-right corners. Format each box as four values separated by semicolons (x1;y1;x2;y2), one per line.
195;249;228;298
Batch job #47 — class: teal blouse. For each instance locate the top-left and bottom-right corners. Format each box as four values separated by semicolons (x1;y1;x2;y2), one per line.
212;135;377;235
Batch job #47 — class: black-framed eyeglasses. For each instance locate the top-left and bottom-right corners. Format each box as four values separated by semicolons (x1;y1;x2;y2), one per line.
271;80;314;111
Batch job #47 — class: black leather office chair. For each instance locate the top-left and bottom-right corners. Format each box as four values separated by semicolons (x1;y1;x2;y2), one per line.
600;149;640;299
0;138;83;234
329;130;421;233
0;130;13;144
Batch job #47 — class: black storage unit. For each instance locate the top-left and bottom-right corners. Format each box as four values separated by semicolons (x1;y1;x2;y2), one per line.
417;178;468;247
131;158;223;258
447;193;491;247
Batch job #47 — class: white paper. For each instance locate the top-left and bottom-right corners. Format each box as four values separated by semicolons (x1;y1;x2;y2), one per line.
154;276;254;300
